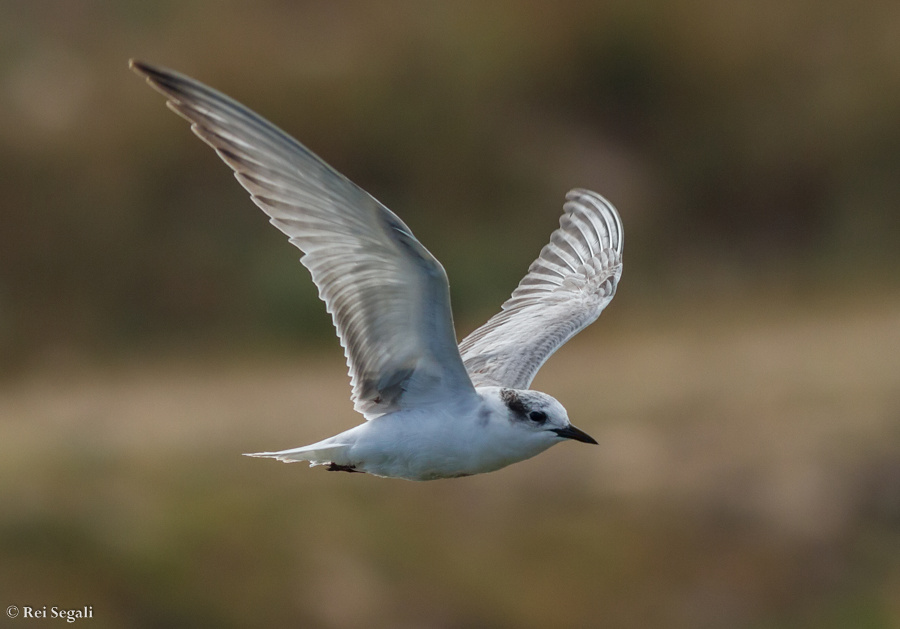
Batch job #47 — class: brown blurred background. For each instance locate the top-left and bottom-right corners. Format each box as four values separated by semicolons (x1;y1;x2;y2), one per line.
1;1;898;627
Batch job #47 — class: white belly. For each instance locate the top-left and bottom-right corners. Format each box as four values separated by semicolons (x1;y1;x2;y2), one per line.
336;410;552;481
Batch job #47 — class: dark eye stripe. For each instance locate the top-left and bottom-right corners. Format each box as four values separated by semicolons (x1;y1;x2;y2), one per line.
528;411;547;424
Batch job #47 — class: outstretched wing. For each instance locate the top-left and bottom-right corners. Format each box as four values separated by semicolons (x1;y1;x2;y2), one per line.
459;189;623;389
131;60;476;419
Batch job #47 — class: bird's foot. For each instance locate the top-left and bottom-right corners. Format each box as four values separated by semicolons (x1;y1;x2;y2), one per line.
326;463;363;473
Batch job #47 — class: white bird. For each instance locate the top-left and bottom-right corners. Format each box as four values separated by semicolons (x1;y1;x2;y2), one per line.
131;60;623;481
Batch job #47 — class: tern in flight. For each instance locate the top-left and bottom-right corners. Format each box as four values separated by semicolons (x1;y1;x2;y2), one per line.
131;60;623;480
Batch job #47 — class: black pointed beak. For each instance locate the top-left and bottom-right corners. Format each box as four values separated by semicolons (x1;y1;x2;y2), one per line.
551;424;598;444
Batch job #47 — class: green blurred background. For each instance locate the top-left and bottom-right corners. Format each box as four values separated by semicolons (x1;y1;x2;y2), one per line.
1;1;899;627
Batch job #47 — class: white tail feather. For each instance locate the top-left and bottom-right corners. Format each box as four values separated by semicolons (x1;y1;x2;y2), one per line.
243;443;349;465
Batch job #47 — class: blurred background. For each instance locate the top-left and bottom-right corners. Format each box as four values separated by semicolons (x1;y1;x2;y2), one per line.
1;1;899;627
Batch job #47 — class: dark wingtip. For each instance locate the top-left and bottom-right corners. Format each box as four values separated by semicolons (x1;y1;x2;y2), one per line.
128;58;148;74
129;59;166;81
129;59;160;85
128;60;185;100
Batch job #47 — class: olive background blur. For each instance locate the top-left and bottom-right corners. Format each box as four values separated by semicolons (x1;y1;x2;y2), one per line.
1;2;898;628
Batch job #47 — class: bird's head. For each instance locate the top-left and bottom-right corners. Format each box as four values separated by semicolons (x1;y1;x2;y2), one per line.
498;388;597;446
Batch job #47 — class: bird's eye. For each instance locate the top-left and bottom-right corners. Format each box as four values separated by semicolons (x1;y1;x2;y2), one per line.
528;411;548;424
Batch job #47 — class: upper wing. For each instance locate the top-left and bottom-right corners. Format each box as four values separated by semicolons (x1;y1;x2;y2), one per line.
131;60;477;419
458;189;623;389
